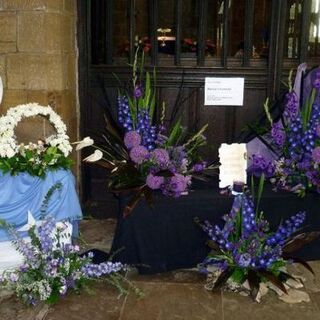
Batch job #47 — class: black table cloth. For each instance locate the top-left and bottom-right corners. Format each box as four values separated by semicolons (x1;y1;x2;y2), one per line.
111;178;320;274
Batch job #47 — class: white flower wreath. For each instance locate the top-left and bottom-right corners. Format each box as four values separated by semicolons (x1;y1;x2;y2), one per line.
0;103;72;158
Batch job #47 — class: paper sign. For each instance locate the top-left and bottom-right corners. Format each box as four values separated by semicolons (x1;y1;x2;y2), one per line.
204;77;244;106
219;143;247;188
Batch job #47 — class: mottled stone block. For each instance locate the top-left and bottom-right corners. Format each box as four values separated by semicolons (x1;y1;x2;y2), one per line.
46;54;65;90
0;54;6;87
63;0;76;13
1;0;46;10
0;89;27;112
7;54;66;90
0;0;63;11
0;12;16;42
7;54;46;89
0;41;16;53
18;12;70;53
17;12;45;52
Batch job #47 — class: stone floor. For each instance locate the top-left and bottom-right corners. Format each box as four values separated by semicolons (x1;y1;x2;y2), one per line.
1;219;320;320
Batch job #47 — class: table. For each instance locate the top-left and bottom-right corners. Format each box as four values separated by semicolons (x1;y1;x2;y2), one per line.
111;178;320;274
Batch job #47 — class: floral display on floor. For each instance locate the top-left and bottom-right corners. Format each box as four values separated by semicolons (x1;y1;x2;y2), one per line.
198;179;319;302
0;103;73;177
78;49;209;216
0;185;129;305
247;66;320;196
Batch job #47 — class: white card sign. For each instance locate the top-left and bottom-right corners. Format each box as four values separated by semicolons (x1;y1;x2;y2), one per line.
204;77;244;106
219;143;247;189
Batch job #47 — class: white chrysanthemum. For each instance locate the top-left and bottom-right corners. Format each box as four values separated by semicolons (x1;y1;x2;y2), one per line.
0;103;72;159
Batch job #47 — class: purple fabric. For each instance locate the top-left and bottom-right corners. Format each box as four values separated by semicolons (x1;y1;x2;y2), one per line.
293;63;307;106
301;66;320;106
246;138;278;166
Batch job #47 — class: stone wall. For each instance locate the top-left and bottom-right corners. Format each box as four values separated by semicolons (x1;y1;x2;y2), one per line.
0;0;79;171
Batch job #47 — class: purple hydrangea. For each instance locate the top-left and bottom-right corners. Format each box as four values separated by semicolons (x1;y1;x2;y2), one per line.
312;146;320;163
271;122;286;146
316;125;320;137
129;145;149;164
151;148;170;167
146;174;164;190
124;131;142;149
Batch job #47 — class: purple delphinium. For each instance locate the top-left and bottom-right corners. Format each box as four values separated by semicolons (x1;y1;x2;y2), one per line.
146;173;164;190
284;91;299;122
200;192;306;273
1;216;127;305
124;131;142;150
117;96;133;131
136;110;157;151
271;122;286;146
129;145;149;164
312;146;320;163
151;148;170;167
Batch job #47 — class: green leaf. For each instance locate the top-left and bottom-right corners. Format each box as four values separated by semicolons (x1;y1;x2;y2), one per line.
144;71;151;109
167;118;183;146
301;88;316;130
231;268;246;284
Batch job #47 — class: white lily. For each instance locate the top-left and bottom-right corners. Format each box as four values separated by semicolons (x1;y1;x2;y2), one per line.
17;210;37;232
73;137;94;150
83;149;103;162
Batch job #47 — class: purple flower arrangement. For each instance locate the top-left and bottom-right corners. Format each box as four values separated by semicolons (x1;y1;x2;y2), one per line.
198;183;318;299
0;216;127;305
248;68;320;196
82;49;209;215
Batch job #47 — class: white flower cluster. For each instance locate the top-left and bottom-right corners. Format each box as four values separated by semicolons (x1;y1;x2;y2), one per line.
0;103;72;158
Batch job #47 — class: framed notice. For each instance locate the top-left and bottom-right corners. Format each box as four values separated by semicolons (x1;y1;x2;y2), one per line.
219;143;247;189
204;77;244;106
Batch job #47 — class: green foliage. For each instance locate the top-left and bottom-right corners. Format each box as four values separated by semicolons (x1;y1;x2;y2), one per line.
0;147;73;178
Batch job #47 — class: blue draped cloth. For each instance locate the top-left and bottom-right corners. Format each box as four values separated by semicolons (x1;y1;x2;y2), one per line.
0;169;82;242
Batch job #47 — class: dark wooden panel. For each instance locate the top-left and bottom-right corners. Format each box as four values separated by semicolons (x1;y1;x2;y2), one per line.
77;0;319;217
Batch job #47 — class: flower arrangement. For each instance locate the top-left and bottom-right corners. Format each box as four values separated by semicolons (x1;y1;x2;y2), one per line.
0;186;128;305
0;103;73;177
248;67;320;196
198;179;319;301
78;49;209;216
